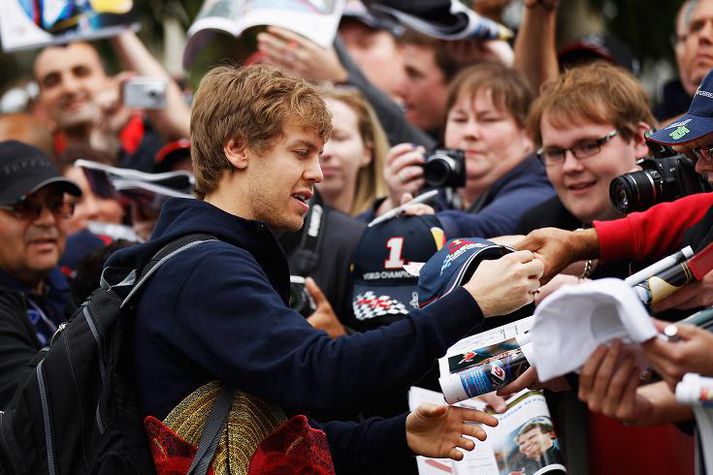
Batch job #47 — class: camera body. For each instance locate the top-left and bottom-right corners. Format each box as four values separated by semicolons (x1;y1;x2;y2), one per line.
423;148;466;188
123;77;167;110
609;154;711;214
289;275;316;317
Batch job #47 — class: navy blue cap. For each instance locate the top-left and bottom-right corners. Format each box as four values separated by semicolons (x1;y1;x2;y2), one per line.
648;69;713;145
0;140;81;204
351;215;446;330
417;237;512;308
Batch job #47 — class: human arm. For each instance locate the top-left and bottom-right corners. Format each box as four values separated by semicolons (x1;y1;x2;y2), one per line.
593;192;713;264
161;243;538;419
643;321;713;390
320;404;497;469
578;341;692;425
110;31;190;140
437;160;556;240
514;0;559;93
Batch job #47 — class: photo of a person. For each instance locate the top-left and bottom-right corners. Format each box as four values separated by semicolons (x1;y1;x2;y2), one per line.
495;416;562;475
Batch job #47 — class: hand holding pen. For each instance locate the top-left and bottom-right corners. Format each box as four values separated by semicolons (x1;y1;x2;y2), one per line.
368;189;439;227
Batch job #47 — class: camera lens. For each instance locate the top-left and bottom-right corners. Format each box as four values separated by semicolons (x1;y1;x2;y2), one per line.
423;157;452;188
609;170;660;214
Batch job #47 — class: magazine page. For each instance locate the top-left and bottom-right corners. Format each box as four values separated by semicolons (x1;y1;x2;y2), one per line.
438;317;533;404
409;387;567;475
0;0;138;52
184;0;345;69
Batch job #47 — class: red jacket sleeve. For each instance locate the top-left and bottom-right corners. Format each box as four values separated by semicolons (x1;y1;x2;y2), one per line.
594;192;713;263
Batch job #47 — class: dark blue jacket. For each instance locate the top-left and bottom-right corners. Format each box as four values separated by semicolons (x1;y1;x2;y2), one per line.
437;155;556;239
107;198;485;466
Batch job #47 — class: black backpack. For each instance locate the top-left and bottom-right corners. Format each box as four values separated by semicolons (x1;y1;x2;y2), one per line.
0;233;216;474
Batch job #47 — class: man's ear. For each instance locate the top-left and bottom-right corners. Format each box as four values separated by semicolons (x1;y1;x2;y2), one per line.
632;121;651;158
224;137;249;169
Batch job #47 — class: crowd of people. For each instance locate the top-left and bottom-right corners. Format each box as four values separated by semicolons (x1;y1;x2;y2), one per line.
1;0;713;474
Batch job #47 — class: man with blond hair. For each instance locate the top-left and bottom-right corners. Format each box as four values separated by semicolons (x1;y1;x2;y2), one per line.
107;64;543;469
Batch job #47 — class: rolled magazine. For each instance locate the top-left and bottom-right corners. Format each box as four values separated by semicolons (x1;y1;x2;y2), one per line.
438;317;533;404
633;242;713;307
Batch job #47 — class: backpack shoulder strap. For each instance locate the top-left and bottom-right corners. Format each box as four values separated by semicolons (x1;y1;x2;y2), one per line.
120;233;217;308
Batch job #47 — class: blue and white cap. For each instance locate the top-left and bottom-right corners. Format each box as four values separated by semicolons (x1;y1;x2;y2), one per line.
417;238;512;308
648;68;713;145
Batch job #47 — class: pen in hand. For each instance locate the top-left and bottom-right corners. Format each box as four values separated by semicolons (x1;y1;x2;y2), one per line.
367;189;439;227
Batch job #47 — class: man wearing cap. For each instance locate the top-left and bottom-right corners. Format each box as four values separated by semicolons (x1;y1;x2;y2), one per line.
0;140;82;409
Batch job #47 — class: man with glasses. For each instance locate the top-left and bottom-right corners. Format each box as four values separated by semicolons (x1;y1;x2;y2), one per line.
518;62;653;235
0;140;81;409
518;65;713;303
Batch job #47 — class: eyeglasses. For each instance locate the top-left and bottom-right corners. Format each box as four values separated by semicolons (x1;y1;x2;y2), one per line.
0;194;75;221
537;130;619;167
683;144;713;163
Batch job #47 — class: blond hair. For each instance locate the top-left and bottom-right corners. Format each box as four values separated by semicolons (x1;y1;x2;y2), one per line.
190;65;333;199
318;86;389;216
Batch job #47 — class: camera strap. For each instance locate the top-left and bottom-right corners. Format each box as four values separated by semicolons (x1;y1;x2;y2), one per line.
291;192;327;276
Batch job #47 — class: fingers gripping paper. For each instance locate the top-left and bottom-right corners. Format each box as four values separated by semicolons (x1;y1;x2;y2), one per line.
530;278;657;382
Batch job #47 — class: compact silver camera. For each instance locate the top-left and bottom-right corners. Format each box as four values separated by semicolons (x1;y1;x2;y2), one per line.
123;77;167;110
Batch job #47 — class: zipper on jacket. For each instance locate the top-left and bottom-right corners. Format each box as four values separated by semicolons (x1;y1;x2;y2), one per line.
82;306;106;433
37;360;58;475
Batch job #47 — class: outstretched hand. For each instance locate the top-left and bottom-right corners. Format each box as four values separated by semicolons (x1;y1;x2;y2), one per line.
305;277;347;338
406;403;498;461
515;227;598;283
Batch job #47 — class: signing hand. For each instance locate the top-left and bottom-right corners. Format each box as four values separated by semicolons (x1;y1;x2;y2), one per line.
464;250;543;317
406;403;498;461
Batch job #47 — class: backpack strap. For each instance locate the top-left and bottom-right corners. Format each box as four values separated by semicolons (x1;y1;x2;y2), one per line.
186;386;236;475
120;233;217;308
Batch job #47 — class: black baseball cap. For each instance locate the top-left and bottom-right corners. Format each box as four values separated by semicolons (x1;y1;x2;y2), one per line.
351;215;446;331
0;140;81;205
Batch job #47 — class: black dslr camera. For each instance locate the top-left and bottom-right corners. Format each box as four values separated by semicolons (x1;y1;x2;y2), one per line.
609;143;711;214
423;148;466;188
289;275;316;317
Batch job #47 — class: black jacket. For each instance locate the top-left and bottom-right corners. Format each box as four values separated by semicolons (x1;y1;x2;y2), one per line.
0;268;74;409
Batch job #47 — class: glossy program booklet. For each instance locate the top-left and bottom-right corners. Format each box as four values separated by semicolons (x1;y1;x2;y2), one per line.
0;0;137;52
409;387;567;475
183;0;345;69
